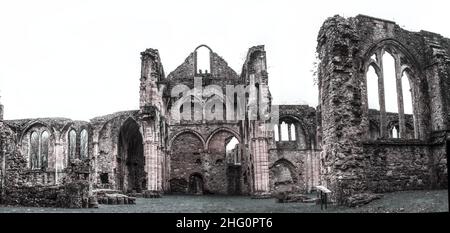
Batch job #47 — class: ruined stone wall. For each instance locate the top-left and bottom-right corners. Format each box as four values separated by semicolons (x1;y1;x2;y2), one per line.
363;142;432;192
3;118;90;185
268;105;321;194
0;121;90;207
317;14;449;204
90;111;141;190
168;123;244;194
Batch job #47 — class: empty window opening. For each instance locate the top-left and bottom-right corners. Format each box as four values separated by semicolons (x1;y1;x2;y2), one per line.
100;173;109;184
401;71;413;115
40;131;49;169
68;129;77;161
290;124;296;141
196;46;211;74
383;52;398;114
280;122;289;141
391;126;399;139
274;124;279;141
226;136;240;164
80;129;88;159
367;65;380;110
30;132;39;169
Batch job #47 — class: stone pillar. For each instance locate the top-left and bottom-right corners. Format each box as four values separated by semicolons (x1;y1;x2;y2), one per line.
422;33;450;133
287;124;292;141
395;55;406;138
251;137;269;195
54;139;63;185
377;51;388;138
142;122;161;196
317;15;367;204
92;137;99;188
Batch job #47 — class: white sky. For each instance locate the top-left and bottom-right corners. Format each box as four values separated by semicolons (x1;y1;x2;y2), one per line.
0;0;449;121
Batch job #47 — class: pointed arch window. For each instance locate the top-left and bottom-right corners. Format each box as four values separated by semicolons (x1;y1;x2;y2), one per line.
30;132;39;169
28;129;50;169
290;124;296;141
68;129;77;161
40;131;49;169
273;124;279;141
80;129;88;159
195;46;211;74
365;48;417;139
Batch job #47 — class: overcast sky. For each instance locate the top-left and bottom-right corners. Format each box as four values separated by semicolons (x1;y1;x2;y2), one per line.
0;0;449;121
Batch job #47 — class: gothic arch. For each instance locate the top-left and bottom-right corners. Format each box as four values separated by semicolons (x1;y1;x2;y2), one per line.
20;120;55;143
205;127;241;150
278;114;312;148
269;158;299;184
168;129;206;151
363;38;422;75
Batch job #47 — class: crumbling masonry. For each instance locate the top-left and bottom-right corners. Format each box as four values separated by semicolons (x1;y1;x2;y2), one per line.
0;14;448;207
317;15;449;204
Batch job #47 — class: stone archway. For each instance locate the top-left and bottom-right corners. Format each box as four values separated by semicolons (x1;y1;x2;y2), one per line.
117;118;145;193
169;131;205;194
270;159;299;192
206;129;241;195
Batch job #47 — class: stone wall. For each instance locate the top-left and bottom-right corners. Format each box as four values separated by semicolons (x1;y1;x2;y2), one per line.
0;121;91;208
269;149;321;193
90;111;140;190
363;142;432;192
316;14;449;204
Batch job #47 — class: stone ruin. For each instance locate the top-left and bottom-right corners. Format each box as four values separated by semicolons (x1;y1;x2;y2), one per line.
0;14;448;208
316;14;449;205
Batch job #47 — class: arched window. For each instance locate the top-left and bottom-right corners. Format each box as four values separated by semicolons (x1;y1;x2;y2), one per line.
68;129;77;160
196;46;211;74
367;65;380;110
273;124;279;141
225;136;240;165
366;48;417;139
391;126;399;139
383;52;398;114
30;131;39;169
290;124;296;141
40;131;49;169
280;122;289;141
402;71;413;115
80;129;88;159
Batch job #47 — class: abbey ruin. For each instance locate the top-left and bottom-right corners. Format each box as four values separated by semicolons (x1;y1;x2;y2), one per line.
0;14;448;207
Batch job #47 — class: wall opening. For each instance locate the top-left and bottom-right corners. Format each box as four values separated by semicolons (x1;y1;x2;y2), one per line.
118;119;145;193
80;129;88;159
290;124;296;141
169;131;204;194
274;124;279;141
195;46;211;74
40;131;49;169
30;132;39;169
367;65;380;110
383;52;398;114
280;122;289;141
68;129;77;161
225;136;239;164
188;173;204;195
401;71;413;115
391;126;399;139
